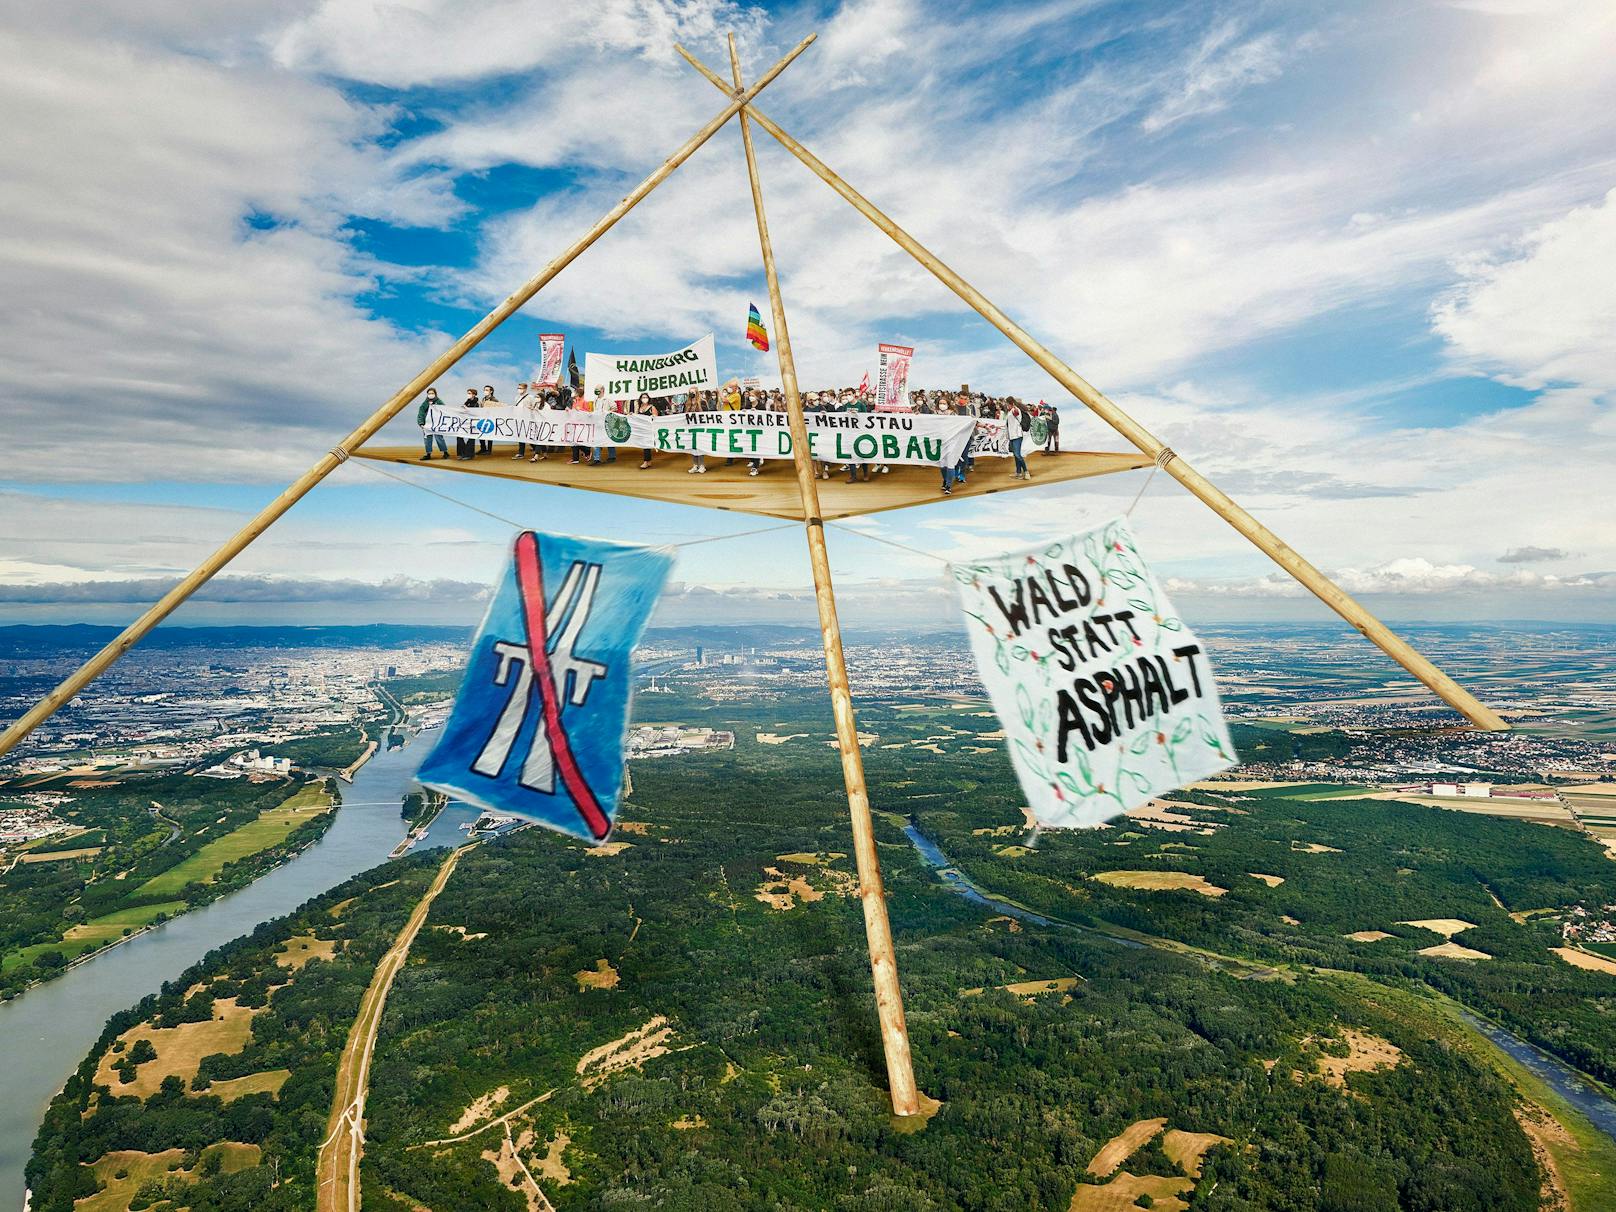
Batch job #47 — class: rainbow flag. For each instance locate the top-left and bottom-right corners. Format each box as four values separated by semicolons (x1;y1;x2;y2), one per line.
746;303;769;352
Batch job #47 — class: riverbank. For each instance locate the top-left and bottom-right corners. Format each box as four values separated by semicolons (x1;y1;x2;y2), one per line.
339;736;379;782
0;735;483;1209
0;783;340;1005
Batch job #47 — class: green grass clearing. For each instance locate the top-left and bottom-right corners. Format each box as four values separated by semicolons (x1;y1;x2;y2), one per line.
1;900;186;972
136;784;330;897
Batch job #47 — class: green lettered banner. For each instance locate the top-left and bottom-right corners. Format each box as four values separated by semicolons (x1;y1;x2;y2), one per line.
952;517;1237;829
636;409;974;467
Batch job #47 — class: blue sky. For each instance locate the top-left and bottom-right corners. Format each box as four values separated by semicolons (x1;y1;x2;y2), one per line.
1;0;1613;628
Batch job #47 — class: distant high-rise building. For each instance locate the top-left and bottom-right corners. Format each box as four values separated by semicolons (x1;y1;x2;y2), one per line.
696;645;705;666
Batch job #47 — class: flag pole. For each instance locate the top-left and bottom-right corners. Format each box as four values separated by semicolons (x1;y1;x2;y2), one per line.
674;45;1506;734
727;34;921;1116
0;33;816;762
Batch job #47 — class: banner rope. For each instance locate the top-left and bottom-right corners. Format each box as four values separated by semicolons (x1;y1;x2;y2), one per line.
346;458;796;550
1125;446;1175;517
824;522;949;566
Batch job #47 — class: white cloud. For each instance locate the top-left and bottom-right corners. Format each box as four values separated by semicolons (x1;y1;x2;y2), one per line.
270;0;766;84
1432;188;1616;393
1140;18;1296;133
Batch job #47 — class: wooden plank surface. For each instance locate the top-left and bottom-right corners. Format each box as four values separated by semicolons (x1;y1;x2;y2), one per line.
351;446;1152;520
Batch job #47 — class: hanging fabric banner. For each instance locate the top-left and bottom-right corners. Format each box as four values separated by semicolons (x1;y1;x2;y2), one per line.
585;334;717;404
951;517;1237;829
416;530;672;844
536;334;566;387
875;343;914;411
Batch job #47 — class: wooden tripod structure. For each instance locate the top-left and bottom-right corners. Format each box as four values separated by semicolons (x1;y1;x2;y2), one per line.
0;31;1506;1120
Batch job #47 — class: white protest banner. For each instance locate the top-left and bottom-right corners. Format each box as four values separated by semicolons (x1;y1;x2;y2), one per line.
585;334;716;404
875;343;914;411
425;406;602;447
968;418;1010;458
536;334;565;387
952;517;1237;829
425;405;976;467
612;409;975;467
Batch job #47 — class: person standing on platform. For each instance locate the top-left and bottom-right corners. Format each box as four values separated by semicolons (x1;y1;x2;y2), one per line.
841;389;872;483
477;384;500;456
1042;404;1060;454
636;392;658;469
1006;398;1032;480
417;388;448;460
456;387;479;459
803;392;829;479
511;381;535;460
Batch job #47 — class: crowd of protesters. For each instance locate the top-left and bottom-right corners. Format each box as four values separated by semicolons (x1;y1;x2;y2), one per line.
415;380;1060;494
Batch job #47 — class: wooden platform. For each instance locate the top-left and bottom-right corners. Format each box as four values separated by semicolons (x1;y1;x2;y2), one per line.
352;446;1152;520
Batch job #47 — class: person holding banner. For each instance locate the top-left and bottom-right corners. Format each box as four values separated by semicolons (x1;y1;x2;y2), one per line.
1006;399;1032;480
839;390;874;483
684;390;708;474
636;392;659;469
510;381;534;460
454;387;479;459
417;387;448;460
476;385;501;456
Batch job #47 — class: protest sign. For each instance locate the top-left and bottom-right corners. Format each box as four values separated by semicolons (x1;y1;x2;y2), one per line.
424;406;977;467
875;343;914;411
424;405;601;447
952;517;1237;829
627;408;973;466
585;334;716;403
536;334;565;387
417;530;671;844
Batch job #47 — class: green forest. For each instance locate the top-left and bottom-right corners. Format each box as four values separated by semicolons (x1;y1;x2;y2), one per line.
25;853;444;1212
24;684;1616;1210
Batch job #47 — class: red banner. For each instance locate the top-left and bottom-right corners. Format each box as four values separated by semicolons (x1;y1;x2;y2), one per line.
536;333;565;388
876;343;914;411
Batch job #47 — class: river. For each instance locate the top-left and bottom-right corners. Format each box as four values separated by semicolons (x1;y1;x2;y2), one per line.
900;818;1616;1150
0;731;481;1210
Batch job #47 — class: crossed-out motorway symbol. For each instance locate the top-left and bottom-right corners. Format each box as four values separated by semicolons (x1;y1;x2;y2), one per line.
472;532;612;840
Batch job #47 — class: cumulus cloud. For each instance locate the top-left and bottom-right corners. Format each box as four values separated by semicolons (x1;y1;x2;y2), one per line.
1432;188;1616;393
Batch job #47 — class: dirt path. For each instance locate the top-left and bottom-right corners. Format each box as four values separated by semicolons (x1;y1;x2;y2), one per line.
316;843;472;1212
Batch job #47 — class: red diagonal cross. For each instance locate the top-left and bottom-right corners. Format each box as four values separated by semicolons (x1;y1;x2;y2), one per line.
513;531;611;840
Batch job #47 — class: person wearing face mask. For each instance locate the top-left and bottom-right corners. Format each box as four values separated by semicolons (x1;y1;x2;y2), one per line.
417;387;448;460
511;381;535;460
478;384;500;455
802;391;830;479
456;387;480;459
841;390;872;483
635;392;658;469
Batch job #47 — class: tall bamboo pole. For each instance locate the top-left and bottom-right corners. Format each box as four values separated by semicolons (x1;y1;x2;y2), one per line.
674;46;1505;733
0;35;815;762
727;35;921;1117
